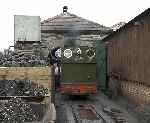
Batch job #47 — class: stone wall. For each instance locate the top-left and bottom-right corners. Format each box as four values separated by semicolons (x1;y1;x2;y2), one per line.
121;80;150;105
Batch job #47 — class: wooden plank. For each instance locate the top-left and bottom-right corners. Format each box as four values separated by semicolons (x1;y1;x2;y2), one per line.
0;67;52;91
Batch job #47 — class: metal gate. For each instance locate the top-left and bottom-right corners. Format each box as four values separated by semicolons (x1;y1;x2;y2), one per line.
96;40;107;90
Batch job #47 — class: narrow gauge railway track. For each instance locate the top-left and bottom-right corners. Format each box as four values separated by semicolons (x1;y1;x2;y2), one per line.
56;93;127;123
70;103;107;123
63;98;110;123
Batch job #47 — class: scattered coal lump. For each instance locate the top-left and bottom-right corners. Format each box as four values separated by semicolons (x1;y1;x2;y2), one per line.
0;98;40;122
0;80;49;96
0;50;48;67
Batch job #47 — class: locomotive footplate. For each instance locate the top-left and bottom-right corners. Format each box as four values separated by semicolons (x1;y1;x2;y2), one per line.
60;83;97;95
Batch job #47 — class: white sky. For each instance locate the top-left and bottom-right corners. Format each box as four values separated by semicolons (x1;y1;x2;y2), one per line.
0;0;149;50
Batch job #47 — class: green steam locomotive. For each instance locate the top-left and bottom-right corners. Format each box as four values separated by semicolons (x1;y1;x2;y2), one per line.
60;46;97;95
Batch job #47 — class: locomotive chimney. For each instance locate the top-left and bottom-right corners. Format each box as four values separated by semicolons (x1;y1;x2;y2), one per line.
63;6;68;13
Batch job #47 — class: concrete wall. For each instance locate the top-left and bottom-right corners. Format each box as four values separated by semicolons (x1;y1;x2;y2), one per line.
14;15;41;42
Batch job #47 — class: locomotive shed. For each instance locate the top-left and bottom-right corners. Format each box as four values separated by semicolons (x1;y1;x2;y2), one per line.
0;5;150;123
55;92;138;123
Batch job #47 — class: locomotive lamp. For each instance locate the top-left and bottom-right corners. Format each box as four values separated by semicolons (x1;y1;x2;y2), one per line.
86;48;96;62
74;48;83;62
63;49;72;58
76;48;82;55
55;48;61;58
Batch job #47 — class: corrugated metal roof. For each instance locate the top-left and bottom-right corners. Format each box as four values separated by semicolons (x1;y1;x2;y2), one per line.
41;12;111;32
102;8;150;42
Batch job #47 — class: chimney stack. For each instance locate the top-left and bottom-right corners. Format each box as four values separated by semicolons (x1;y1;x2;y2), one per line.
63;6;68;13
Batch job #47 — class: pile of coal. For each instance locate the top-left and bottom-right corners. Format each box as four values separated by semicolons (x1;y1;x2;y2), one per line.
0;50;48;67
0;98;38;122
0;80;48;96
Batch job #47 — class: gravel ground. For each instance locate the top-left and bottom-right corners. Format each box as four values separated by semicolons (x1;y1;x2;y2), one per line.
55;94;68;123
55;92;138;123
113;95;150;123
